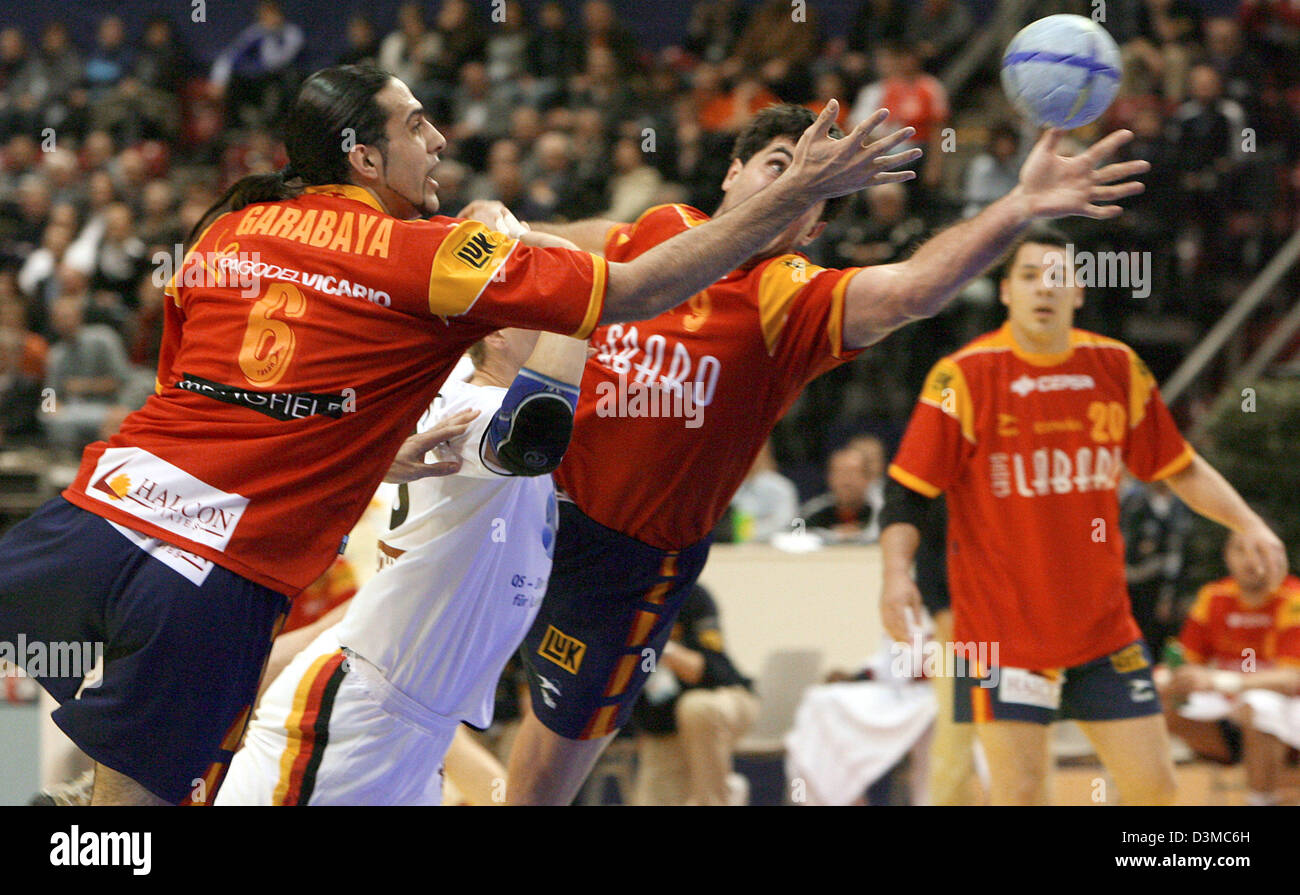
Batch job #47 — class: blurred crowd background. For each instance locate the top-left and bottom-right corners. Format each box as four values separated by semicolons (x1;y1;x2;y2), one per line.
0;0;1297;540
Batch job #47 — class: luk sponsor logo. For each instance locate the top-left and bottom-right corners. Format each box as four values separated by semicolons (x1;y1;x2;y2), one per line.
50;826;151;875
84;448;249;551
537;625;586;674
454;229;503;269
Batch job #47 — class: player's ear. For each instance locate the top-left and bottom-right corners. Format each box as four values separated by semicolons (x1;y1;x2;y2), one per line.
797;219;827;248
720;158;744;192
346;145;380;182
998;276;1011;307
1072;287;1084;309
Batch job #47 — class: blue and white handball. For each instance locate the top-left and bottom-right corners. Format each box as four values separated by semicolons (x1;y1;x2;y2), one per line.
1001;15;1122;129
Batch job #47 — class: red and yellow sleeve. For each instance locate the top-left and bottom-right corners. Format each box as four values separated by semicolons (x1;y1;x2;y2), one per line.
1274;586;1300;666
604;204;708;263
757;257;864;389
1124;348;1194;481
888;357;975;498
394;218;607;339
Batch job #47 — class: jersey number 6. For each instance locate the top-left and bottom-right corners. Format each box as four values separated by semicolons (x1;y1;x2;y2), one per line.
239;283;307;388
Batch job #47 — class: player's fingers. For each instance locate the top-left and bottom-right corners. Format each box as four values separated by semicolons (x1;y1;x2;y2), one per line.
1093;159;1150;184
802;99;840;144
871;147;923;172
863;126;916;158
1080;203;1123;220
869;169;918;185
1038;127;1065;154
1083;128;1134;164
846;107;889;145
1090;181;1145;202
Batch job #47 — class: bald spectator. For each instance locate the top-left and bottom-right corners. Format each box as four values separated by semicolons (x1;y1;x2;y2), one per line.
801;440;886;544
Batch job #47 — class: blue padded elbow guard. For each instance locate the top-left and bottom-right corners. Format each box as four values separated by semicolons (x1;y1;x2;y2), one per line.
485;367;580;476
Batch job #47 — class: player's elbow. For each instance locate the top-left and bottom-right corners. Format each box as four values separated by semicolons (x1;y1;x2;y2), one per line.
487;370;580;476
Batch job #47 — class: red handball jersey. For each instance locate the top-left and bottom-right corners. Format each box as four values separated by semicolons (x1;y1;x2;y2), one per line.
889;324;1195;669
1179;574;1300;669
64;185;606;595
553;203;863;550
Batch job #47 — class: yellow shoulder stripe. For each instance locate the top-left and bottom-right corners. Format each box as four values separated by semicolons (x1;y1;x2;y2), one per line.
919;357;976;444
889;464;942;498
758;255;826;355
427;221;515;317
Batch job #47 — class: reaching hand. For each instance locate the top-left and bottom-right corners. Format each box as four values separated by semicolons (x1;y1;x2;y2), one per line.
785;102;923;202
383;408;480;484
880;574;925;643
1016;128;1150;220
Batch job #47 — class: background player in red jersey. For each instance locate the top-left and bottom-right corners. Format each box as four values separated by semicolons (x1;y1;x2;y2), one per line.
463;109;1153;804
881;225;1287;805
0;63;921;805
1160;531;1300;806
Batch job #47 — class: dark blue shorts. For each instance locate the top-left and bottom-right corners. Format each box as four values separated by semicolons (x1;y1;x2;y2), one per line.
0;498;288;804
520;499;711;740
953;640;1163;725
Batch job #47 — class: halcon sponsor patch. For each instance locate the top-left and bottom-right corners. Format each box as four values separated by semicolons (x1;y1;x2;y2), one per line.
84;448;249;552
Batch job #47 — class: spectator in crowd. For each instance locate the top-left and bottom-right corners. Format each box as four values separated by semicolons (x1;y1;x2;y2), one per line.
579;0;641;76
901;0;974;73
602;136;663;223
431;0;488;86
378;2;441;97
806;71;851;129
1240;0;1300;85
570;45;637;129
0;272;47;444
209;0;306;127
1203;16;1263;115
1119;0;1200;103
848;0;905;53
823;180;924;270
486;1;531;85
1159;532;1300;806
133;17;192;98
83;15;132;102
962;123;1022;219
631;583;757;806
1120;478;1193;659
527;1;584;106
84;202;146;314
337;15;380;67
849;42;949;191
725;440;799;543
17;219;74;324
40;293;133;453
728;0;820;100
801;441;885;544
683;0;746;64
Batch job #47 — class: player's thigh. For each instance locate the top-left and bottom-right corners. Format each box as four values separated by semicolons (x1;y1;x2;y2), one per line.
1076;715;1177;805
520;501;711;740
975;721;1052;805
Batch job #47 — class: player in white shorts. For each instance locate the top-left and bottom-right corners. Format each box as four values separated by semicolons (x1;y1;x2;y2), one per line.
217;326;586;805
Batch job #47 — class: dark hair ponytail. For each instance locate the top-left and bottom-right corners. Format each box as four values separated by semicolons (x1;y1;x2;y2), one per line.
187;64;395;246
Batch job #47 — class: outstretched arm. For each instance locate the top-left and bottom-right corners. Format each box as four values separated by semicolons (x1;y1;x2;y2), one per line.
842;128;1151;349
1162;454;1288;591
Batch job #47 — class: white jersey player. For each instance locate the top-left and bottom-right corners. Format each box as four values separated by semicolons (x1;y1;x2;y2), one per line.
217;328;585;805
